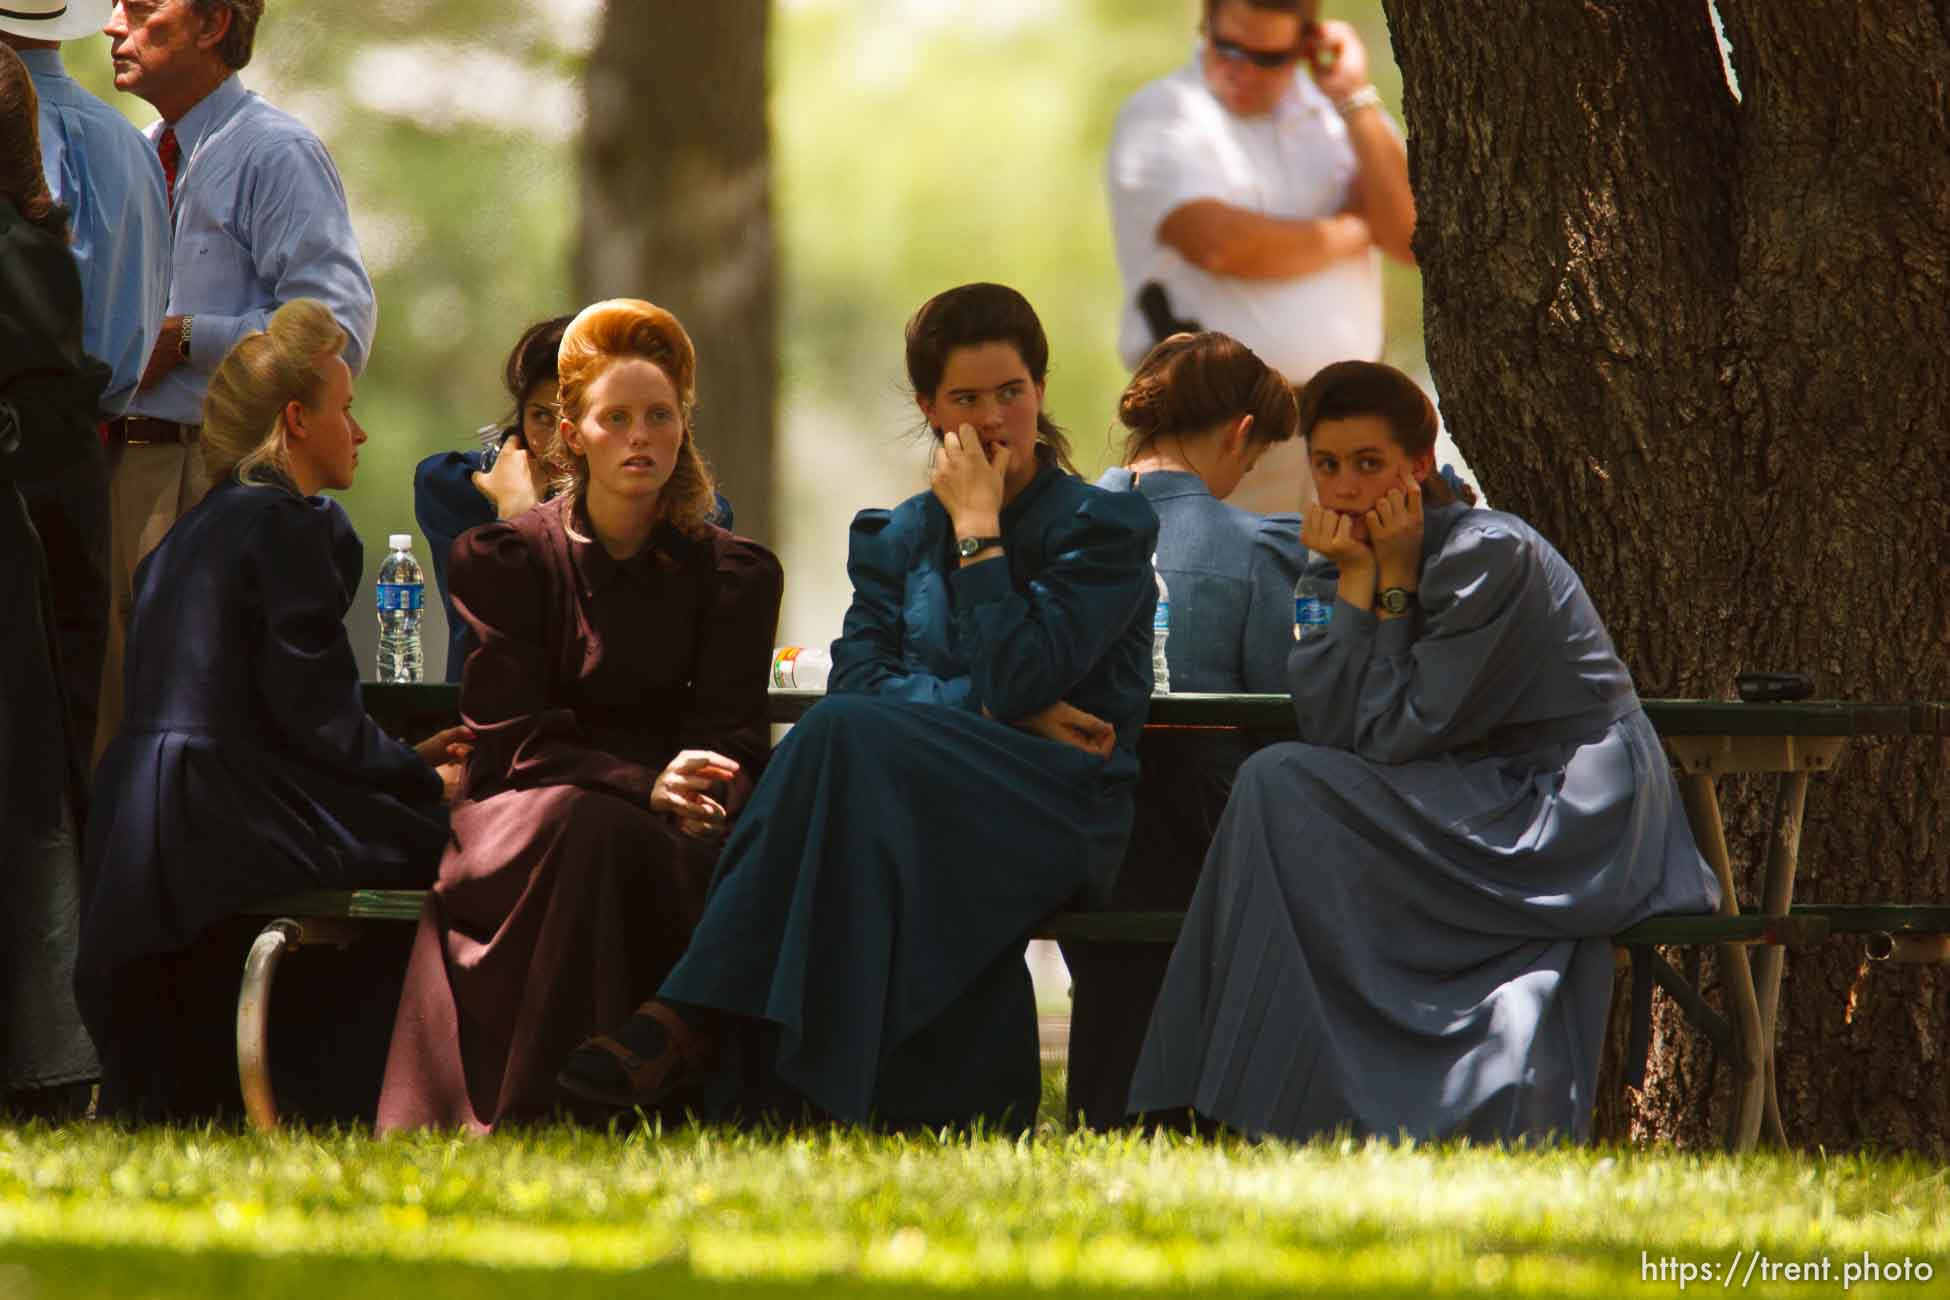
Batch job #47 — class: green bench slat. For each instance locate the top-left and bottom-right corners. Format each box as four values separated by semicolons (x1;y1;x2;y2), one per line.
240;893;1948;946
1788;904;1950;935
361;683;1950;740
1033;911;1184;942
238;889;428;924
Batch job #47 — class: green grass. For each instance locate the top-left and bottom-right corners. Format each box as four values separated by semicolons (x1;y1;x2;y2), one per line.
3;1072;1946;1299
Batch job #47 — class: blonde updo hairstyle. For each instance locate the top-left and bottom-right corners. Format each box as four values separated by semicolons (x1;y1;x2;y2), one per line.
1118;330;1298;464
200;298;348;488
551;298;717;538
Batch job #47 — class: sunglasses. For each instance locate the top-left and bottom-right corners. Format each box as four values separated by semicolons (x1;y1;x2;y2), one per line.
1209;32;1305;70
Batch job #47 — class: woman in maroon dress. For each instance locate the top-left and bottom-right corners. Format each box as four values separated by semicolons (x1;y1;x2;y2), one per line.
377;299;782;1132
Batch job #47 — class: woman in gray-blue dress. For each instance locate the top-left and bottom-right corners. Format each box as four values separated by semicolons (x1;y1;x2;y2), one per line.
1069;331;1305;1128
1129;360;1720;1143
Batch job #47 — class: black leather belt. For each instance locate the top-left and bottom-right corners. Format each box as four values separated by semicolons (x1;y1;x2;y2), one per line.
108;416;198;446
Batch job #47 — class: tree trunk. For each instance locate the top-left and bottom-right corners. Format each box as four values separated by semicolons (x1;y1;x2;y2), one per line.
1382;0;1950;1152
578;1;777;541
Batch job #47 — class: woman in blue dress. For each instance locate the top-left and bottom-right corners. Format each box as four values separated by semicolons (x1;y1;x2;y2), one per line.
1129;360;1720;1144
557;282;1160;1131
413;315;572;681
79;299;466;1120
1068;330;1306;1127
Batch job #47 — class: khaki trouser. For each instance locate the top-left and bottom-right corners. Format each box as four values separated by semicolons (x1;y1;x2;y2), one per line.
94;439;210;763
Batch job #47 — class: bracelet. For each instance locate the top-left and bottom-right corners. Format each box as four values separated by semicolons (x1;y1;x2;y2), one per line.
1336;85;1384;118
177;314;193;362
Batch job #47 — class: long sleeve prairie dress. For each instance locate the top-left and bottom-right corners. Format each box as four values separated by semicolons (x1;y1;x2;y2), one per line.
377;494;782;1132
1128;501;1720;1143
657;464;1159;1131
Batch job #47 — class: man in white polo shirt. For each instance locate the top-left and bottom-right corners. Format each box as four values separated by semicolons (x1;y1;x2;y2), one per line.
1107;0;1415;514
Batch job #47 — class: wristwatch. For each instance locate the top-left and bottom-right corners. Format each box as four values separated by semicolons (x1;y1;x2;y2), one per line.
1377;586;1417;615
955;535;1003;559
177;315;194;362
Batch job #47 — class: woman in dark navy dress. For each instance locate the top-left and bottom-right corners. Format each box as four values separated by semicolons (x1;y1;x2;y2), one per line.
378;299;782;1132
78;299;464;1121
558;283;1160;1132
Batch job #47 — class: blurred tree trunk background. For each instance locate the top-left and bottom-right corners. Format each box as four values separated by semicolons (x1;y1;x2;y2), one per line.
1382;0;1950;1151
579;1;778;541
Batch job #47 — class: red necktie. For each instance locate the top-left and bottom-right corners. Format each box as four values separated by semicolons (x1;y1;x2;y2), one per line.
157;127;180;213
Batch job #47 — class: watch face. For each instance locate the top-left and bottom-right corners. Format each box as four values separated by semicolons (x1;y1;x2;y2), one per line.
1380;588;1409;614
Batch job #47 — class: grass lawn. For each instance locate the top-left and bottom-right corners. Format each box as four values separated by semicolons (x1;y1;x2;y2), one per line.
2;1071;1945;1299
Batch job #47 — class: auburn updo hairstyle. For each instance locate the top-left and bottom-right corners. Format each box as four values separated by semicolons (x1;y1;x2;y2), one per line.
551;298;718;538
1295;359;1456;506
1117;331;1297;463
200;298;348;488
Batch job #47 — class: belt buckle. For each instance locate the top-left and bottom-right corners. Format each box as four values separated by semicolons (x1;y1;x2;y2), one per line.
124;418;180;447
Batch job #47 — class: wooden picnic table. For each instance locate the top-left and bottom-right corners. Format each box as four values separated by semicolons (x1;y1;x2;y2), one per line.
350;685;1946;1150
766;690;1949;1151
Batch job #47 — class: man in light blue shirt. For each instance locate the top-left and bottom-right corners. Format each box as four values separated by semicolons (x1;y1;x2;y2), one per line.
5;15;170;417
2;0;171;778
97;0;377;755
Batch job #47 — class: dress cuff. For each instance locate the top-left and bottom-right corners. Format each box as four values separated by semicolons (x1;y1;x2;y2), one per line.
1326;596;1377;645
1373;608;1421;656
947;552;1013;607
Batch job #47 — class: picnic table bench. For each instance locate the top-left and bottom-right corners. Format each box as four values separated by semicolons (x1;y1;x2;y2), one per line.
234;685;1948;1147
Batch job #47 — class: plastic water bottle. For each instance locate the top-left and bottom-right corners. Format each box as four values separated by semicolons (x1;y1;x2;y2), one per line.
375;534;425;683
770;645;831;691
1151;554;1171;694
1294;573;1335;641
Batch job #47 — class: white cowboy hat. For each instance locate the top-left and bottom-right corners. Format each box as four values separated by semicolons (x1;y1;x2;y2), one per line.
0;0;109;43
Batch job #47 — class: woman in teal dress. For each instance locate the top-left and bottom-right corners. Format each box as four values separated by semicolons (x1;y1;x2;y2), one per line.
557;283;1160;1130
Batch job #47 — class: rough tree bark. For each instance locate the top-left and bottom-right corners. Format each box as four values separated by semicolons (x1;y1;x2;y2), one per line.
578;1;777;540
1381;0;1950;1151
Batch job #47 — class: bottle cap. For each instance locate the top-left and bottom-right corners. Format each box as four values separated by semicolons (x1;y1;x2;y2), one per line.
388;534;413;550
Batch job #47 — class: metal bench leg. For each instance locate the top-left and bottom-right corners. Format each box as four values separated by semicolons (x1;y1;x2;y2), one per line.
238;920;298;1132
1752;772;1811;1147
1677;773;1766;1154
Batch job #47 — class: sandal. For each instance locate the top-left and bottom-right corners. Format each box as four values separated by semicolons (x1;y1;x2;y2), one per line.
556;1000;715;1108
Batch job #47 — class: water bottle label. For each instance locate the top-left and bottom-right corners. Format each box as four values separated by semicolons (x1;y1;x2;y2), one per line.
1294;595;1332;639
772;646;802;689
376;582;425;612
1153;600;1170;631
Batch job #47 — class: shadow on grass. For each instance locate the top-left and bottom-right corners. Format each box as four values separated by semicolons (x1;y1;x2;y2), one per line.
0;1238;1643;1300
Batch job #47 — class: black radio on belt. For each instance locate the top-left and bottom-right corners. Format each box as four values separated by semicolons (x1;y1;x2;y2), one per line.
1137;282;1203;345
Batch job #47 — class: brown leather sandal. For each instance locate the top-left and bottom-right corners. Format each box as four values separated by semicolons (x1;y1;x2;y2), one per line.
556;1000;715;1108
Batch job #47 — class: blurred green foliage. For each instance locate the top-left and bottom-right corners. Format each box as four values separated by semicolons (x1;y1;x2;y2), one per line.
55;0;1418;672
